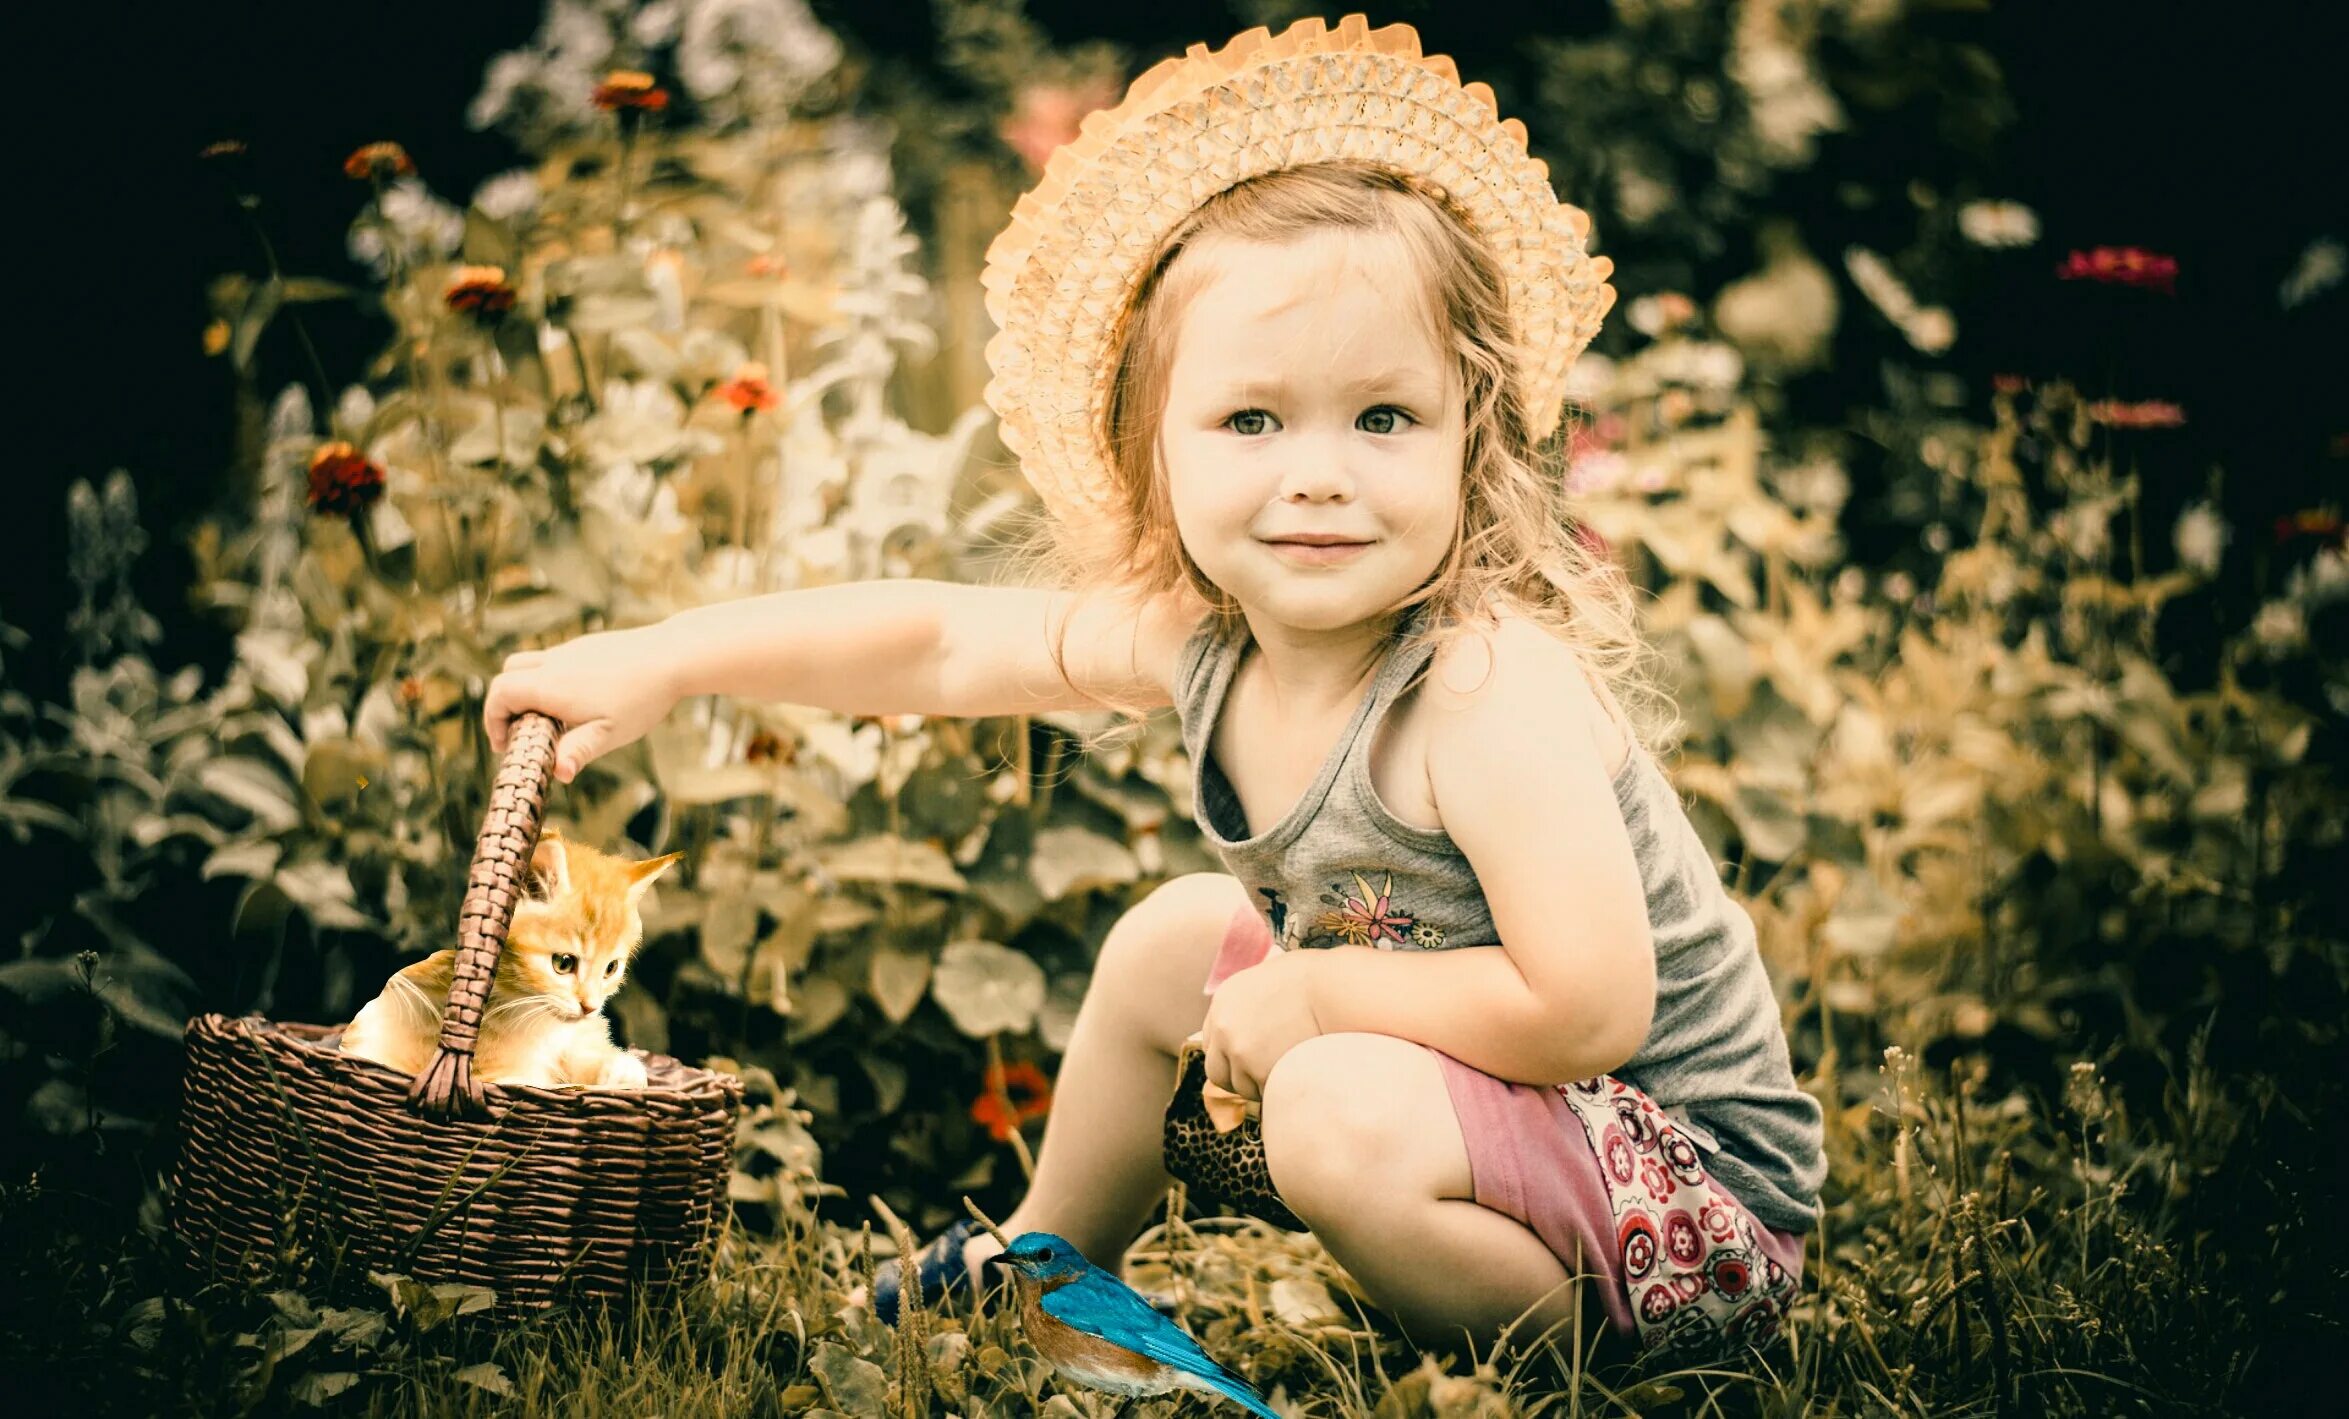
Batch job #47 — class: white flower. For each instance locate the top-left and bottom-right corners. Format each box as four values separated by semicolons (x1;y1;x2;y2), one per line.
1771;457;1849;515
470;168;541;222
630;0;685;46
677;0;843;126
1845;245;1920;325
1645;339;1745;391
1904;307;1957;354
2171;501;2230;576
2253;599;2307;653
1562;351;1617;407
1615;167;1676;227
2279;236;2344;310
347;182;465;277
2285;544;2348;606
1958;200;2041;249
581;379;720;467
334;385;376;439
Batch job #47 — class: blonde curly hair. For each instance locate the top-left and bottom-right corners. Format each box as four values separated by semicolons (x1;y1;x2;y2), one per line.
993;159;1677;765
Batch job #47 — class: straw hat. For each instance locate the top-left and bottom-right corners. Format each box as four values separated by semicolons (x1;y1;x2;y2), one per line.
981;12;1618;543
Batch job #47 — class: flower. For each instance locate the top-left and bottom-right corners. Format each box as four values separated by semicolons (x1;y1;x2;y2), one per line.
2273;507;2345;547
1904;307;1957;354
999;76;1120;173
2280;236;2344;310
1316;872;1416;948
306;441;386;515
1992;373;2030;394
2087;399;2186;429
1627;291;1700;338
716;361;780;415
343;142;415;181
2056;246;2179;295
1958;200;2040;248
470;168;541;223
742;729;793;765
971;1059;1053;1142
592;69;670;112
443;265;518;323
202;320;231;357
2172;501;2230;576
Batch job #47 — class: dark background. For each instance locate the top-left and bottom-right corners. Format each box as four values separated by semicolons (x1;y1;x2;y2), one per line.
11;0;2343;708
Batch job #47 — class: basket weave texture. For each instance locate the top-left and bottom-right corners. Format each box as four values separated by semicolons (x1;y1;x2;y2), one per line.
172;711;743;1312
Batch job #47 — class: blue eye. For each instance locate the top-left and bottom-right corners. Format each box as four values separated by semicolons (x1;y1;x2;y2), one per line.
1225;409;1274;436
1360;406;1414;434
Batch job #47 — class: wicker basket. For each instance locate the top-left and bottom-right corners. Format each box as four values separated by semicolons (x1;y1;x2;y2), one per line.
172;711;743;1313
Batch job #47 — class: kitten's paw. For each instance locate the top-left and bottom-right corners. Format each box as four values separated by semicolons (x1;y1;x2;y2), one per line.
596;1053;649;1089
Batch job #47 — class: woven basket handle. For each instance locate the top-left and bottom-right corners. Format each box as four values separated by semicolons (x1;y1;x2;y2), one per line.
408;709;560;1121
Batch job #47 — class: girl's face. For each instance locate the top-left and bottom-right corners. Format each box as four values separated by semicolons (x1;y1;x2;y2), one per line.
1159;228;1466;636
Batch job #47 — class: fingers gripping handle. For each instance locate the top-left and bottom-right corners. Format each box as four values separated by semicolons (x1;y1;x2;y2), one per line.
408;709;561;1121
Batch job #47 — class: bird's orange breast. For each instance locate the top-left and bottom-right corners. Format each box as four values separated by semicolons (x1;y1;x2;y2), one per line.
1018;1282;1172;1392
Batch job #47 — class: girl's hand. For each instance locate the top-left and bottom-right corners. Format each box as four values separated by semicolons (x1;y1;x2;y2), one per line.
1199;946;1327;1102
483;626;680;783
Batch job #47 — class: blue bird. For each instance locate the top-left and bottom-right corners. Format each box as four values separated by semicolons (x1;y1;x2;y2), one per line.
993;1231;1283;1417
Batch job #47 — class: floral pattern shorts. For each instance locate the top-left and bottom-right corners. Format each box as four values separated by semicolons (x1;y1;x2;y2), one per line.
1556;1075;1801;1360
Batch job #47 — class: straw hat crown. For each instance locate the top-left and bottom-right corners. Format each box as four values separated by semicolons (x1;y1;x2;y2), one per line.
980;13;1618;540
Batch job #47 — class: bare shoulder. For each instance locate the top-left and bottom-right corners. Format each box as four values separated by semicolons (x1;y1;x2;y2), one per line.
1418;603;1627;775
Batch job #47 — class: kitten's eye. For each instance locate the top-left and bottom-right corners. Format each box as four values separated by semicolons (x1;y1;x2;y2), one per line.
552;953;578;974
604;960;618;977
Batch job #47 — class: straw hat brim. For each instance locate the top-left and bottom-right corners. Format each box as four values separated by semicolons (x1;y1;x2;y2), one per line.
980;12;1618;542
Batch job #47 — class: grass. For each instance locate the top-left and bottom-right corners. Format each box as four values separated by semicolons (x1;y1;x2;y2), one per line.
7;1015;2337;1419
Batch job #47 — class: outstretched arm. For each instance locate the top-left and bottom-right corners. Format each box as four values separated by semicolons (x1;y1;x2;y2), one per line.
1304;618;1656;1086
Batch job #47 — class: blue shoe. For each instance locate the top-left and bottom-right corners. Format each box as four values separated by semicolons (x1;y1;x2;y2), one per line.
869;1217;1011;1326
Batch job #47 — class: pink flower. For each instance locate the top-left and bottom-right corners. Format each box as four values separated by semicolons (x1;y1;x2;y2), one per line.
999;77;1121;174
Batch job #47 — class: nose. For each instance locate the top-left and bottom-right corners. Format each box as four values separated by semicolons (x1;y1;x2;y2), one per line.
576;987;594;1016
1274;428;1356;503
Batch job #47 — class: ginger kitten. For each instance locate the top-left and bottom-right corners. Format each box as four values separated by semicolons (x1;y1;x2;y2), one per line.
340;827;682;1089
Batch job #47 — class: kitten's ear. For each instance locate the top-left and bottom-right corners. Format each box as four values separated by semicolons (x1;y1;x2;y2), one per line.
529;833;572;899
624;851;685;905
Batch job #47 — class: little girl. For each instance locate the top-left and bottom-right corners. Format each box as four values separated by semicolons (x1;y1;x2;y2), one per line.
483;15;1824;1366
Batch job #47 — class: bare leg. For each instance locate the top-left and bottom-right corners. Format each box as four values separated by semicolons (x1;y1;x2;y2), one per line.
1262;1032;1611;1359
926;873;1247;1279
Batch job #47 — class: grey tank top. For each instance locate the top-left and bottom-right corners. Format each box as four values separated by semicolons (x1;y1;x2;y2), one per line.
1174;601;1827;1233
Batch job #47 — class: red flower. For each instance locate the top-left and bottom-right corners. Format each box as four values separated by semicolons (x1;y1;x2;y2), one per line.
443;264;518;324
2055;246;2178;295
343;142;415;181
1991;373;2030;394
716;361;780;415
971;1060;1053;1142
2272;508;2345;547
593;70;670;113
307;441;386;516
2086;398;2186;428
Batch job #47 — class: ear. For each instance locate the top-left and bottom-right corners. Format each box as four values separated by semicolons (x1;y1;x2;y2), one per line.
529;832;572;899
624;851;684;906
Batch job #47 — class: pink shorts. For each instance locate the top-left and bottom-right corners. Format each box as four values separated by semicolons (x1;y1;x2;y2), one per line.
1207;904;1806;1357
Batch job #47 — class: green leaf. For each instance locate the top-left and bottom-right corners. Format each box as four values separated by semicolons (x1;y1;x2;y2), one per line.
287;1371;359;1407
1028;826;1138;902
867;946;931;1025
810;1342;886;1414
201;841;282;882
452;1363;514;1397
930;939;1045;1038
196;759;303;833
819;834;966;893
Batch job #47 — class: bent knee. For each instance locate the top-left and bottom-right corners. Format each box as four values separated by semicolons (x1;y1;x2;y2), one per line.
1261;1033;1463;1212
1092;872;1252;1048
